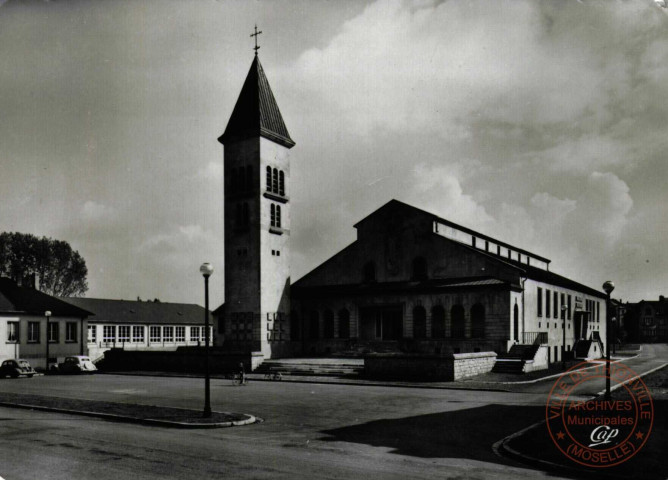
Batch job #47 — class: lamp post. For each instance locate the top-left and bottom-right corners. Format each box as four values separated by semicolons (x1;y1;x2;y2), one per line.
602;281;615;400
561;304;568;370
611;317;617;355
44;310;51;372
200;263;214;418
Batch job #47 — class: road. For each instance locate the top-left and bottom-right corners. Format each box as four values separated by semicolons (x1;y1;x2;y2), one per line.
0;344;663;480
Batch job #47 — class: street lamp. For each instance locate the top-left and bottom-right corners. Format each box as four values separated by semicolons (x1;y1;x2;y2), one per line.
602;280;615;400
200;262;214;418
561;304;568;370
611;317;617;355
44;310;51;372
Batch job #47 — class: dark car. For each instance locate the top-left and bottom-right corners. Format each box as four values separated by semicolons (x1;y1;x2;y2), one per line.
0;359;36;378
54;356;97;374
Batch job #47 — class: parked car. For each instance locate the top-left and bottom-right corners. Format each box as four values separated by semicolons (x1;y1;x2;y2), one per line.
54;356;97;374
0;359;36;378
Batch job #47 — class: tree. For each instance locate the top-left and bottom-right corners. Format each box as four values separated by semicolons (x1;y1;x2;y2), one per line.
0;232;88;297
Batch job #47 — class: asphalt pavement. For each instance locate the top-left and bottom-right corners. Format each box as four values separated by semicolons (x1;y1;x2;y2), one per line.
0;344;663;480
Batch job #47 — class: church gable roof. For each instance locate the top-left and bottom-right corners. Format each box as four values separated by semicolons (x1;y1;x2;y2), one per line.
218;56;295;148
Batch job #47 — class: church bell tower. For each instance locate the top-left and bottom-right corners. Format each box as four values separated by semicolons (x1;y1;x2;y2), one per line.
218;45;295;359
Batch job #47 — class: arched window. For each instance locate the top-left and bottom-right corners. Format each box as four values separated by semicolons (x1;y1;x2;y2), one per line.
451;305;465;338
231;168;238;194
362;262;376;283
276;205;281;228
323;310;334;339
270;204;276;227
290;311;300;341
431;305;445;339
413;306;426;339
272;168;279;193
412;256;427;280
338;309;350;339
279;171;285;196
266;166;272;191
309;311;319;339
242;202;249;227
245;165;253;191
235;203;243;227
238;166;246;192
471;303;485;338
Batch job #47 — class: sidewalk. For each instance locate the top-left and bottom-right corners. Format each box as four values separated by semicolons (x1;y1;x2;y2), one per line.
496;363;667;480
0;391;257;428
99;356;634;392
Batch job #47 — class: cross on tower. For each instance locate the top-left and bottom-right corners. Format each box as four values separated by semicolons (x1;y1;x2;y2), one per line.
251;25;262;55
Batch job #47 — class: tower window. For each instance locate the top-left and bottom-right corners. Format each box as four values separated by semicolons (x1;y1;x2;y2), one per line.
279;171;285;196
270;204;276;227
236;203;243;227
266;166;272;191
246;165;253;192
231;168;238;194
242;202;249;227
276;205;281;228
272;168;279;193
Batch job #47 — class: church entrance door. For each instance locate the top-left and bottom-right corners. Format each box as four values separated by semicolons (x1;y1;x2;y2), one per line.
359;306;403;341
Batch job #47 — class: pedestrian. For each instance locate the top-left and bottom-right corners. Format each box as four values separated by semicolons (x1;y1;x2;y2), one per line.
238;362;246;385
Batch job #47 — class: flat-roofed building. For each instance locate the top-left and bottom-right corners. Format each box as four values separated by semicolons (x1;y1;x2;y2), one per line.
61;297;212;362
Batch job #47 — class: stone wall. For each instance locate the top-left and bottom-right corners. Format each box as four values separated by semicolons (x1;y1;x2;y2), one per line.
451;352;498;380
364;351;497;381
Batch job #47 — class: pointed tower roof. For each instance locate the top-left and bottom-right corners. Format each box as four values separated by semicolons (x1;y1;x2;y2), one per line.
219;56;295;148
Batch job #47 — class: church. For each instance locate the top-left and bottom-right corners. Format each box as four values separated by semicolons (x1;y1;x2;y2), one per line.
214;51;607;371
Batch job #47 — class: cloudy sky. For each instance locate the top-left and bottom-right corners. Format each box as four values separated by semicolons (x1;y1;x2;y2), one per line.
1;0;666;307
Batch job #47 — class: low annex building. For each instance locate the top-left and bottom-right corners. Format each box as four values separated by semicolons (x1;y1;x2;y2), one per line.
61;297;212;362
0;277;92;369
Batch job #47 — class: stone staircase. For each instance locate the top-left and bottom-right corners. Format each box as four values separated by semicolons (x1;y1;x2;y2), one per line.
333;341;404;357
254;358;364;377
492;344;540;374
574;339;593;359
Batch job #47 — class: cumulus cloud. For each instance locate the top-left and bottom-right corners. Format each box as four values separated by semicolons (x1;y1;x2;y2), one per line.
2;0;666;303
289;0;621;140
195;161;224;182
81;201;114;221
408;163;493;231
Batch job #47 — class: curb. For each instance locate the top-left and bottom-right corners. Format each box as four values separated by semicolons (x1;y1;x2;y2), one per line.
98;371;512;393
493;361;665;479
489;354;640;386
0;401;257;429
595;362;667;397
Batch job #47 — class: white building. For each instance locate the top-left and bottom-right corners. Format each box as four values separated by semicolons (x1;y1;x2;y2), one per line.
0;277;91;369
61;298;212;362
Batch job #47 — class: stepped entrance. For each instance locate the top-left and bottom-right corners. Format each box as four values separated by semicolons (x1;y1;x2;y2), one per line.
255;358;364;377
